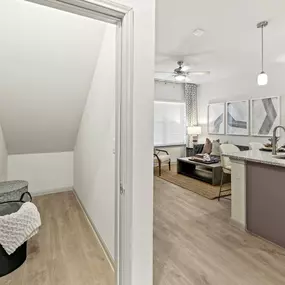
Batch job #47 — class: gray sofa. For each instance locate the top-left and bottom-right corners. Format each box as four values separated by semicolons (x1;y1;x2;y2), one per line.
193;143;249;156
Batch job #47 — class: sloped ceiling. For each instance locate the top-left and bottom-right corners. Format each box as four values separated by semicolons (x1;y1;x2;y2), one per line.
0;0;107;154
155;0;285;84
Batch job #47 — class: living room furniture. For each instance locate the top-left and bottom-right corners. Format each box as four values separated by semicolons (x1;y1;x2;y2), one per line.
218;144;240;201
187;126;202;146
154;149;171;176
186;147;194;157
180;143;248;187
177;157;229;186
249;142;263;151
193;143;249;155
192;144;205;155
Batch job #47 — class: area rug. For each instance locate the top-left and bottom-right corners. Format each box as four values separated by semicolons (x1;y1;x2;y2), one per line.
154;165;231;200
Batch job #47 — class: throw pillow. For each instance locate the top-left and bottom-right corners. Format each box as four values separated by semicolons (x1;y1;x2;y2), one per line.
202;138;212;154
211;139;221;156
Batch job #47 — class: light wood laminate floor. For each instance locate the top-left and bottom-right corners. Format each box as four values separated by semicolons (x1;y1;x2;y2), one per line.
0;191;114;285
154;177;285;285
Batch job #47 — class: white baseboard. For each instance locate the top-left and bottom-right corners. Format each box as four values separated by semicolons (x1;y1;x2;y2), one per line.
230;218;246;231
73;188;115;272
32;186;73;197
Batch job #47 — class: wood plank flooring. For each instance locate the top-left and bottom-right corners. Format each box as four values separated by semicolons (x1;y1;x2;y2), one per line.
2;180;285;285
0;191;114;285
154;177;285;285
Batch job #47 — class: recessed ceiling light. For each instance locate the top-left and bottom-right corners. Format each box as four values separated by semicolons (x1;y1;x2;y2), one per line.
193;29;205;37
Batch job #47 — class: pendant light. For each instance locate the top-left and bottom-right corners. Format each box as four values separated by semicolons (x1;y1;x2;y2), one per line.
257;21;268;86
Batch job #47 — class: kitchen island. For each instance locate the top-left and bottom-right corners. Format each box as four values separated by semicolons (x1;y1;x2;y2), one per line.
224;150;285;248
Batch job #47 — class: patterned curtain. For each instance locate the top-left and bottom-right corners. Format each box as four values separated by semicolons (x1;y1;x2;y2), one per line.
184;83;198;127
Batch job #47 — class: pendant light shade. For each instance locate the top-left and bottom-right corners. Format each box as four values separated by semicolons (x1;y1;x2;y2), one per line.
257;71;268;86
257;21;268;86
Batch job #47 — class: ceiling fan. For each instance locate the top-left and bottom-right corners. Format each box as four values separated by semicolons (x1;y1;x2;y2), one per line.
156;61;210;81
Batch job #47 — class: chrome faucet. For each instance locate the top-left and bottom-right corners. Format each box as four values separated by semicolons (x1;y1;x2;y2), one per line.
272;125;285;155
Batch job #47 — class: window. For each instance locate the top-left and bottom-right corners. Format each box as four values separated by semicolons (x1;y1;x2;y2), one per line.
154;101;186;146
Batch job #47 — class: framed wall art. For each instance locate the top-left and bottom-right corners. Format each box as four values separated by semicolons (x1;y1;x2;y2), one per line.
208;103;225;135
251;96;280;136
226;100;249;136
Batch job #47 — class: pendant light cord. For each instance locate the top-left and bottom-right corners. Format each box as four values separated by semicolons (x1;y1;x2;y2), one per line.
261;26;264;72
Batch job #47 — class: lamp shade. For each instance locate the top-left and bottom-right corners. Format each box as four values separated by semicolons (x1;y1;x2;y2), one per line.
188;126;201;135
257;71;268;86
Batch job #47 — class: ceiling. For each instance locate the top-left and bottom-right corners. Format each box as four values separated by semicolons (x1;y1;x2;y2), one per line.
0;0;106;154
155;0;285;84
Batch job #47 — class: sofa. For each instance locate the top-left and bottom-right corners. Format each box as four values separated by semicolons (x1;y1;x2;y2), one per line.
193;143;249;156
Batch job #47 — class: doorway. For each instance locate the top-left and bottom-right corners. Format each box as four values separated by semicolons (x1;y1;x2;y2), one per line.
0;0;135;285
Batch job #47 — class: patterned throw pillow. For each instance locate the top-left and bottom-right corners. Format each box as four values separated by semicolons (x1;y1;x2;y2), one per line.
211;139;221;156
202;138;212;154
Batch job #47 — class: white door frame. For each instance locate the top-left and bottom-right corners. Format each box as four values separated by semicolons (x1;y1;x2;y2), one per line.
24;1;134;285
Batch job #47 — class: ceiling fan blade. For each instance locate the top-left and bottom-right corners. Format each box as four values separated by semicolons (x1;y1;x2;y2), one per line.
155;71;174;74
154;73;176;82
186;71;210;75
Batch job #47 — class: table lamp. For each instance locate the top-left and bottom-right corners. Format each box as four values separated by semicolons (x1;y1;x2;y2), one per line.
188;126;202;147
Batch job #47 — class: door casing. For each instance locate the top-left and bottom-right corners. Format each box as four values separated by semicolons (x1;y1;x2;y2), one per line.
23;1;134;285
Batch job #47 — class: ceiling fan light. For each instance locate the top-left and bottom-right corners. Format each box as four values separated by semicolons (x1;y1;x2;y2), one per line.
190;71;210;75
175;75;185;81
181;66;189;72
257;71;268;86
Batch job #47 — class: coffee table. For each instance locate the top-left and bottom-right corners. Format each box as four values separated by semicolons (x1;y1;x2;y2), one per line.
177;157;230;186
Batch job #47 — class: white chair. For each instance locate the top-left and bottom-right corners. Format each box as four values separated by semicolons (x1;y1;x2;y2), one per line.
154;149;171;176
218;144;240;201
249;142;263;151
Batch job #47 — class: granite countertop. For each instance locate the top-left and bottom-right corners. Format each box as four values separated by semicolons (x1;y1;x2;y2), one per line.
223;150;285;168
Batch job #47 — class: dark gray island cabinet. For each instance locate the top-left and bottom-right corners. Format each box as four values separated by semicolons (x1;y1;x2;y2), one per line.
247;161;285;248
223;150;285;248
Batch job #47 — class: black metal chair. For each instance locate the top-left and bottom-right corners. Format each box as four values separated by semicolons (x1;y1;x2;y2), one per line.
154;149;171;176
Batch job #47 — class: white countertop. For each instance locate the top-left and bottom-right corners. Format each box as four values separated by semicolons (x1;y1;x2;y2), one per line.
223;150;285;168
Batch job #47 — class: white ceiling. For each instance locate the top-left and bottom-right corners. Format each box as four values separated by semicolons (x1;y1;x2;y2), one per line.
155;0;285;84
0;0;106;154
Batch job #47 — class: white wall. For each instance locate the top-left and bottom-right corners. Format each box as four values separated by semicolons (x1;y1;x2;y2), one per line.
198;72;285;146
8;152;73;194
0;0;106;154
74;24;116;259
0;124;8;181
155;80;185;101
